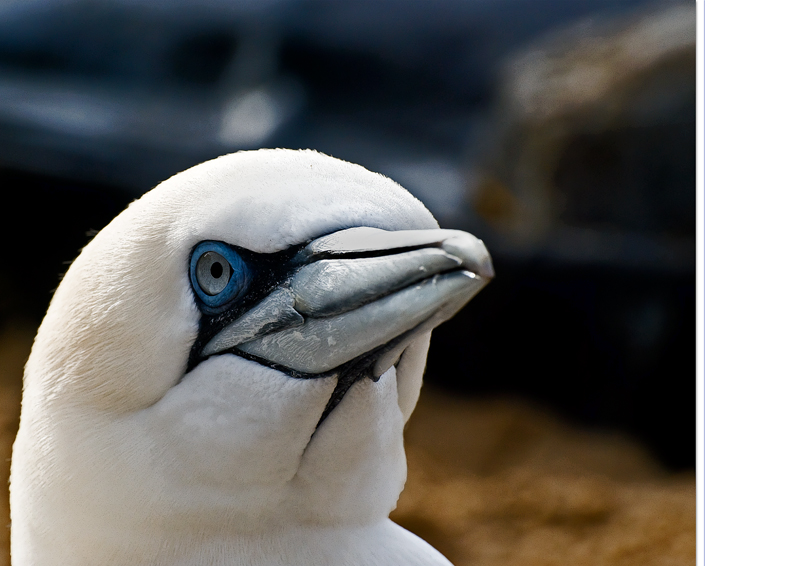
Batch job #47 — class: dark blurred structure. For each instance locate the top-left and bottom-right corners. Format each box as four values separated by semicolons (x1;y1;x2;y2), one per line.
0;0;695;469
427;3;696;470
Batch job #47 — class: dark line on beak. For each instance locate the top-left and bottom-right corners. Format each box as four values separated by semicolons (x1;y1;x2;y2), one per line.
292;242;436;265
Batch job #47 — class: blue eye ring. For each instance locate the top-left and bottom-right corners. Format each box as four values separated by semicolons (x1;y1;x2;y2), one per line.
190;241;250;312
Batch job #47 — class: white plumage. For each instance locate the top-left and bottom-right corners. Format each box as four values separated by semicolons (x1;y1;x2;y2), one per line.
10;149;491;565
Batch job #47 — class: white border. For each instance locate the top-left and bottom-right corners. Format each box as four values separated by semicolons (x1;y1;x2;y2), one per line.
703;2;800;564
696;3;704;565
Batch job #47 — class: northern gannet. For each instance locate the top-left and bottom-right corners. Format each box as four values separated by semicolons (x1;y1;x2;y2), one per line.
10;149;493;565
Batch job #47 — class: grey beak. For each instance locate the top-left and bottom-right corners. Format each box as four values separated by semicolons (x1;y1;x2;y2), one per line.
201;227;493;377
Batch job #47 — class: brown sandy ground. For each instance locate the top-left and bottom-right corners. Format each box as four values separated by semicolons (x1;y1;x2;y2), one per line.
392;392;695;566
0;322;694;566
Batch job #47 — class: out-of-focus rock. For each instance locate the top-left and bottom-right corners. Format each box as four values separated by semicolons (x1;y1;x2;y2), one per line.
471;3;695;269
422;2;697;473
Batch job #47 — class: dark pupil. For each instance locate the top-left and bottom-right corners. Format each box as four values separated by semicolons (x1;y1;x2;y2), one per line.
210;261;223;279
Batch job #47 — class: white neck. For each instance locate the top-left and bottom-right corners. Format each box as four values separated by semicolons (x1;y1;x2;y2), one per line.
14;516;451;566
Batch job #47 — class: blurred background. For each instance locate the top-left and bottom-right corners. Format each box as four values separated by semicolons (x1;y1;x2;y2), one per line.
0;0;695;564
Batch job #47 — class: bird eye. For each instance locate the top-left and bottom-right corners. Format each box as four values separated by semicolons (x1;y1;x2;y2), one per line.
196;252;231;295
190;242;249;311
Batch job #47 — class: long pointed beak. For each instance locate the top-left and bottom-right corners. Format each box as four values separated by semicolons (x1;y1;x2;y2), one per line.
201;227;493;377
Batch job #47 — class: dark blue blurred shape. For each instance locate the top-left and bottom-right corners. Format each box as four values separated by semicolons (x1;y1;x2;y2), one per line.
0;0;653;195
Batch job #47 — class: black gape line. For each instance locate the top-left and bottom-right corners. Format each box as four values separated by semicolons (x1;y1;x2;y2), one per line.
236;325;422;430
185;235;438;429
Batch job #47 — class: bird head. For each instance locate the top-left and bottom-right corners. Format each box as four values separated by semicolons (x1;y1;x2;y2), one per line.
11;149;492;563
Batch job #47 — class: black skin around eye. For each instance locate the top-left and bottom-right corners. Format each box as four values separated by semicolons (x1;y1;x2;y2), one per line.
187;241;307;372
